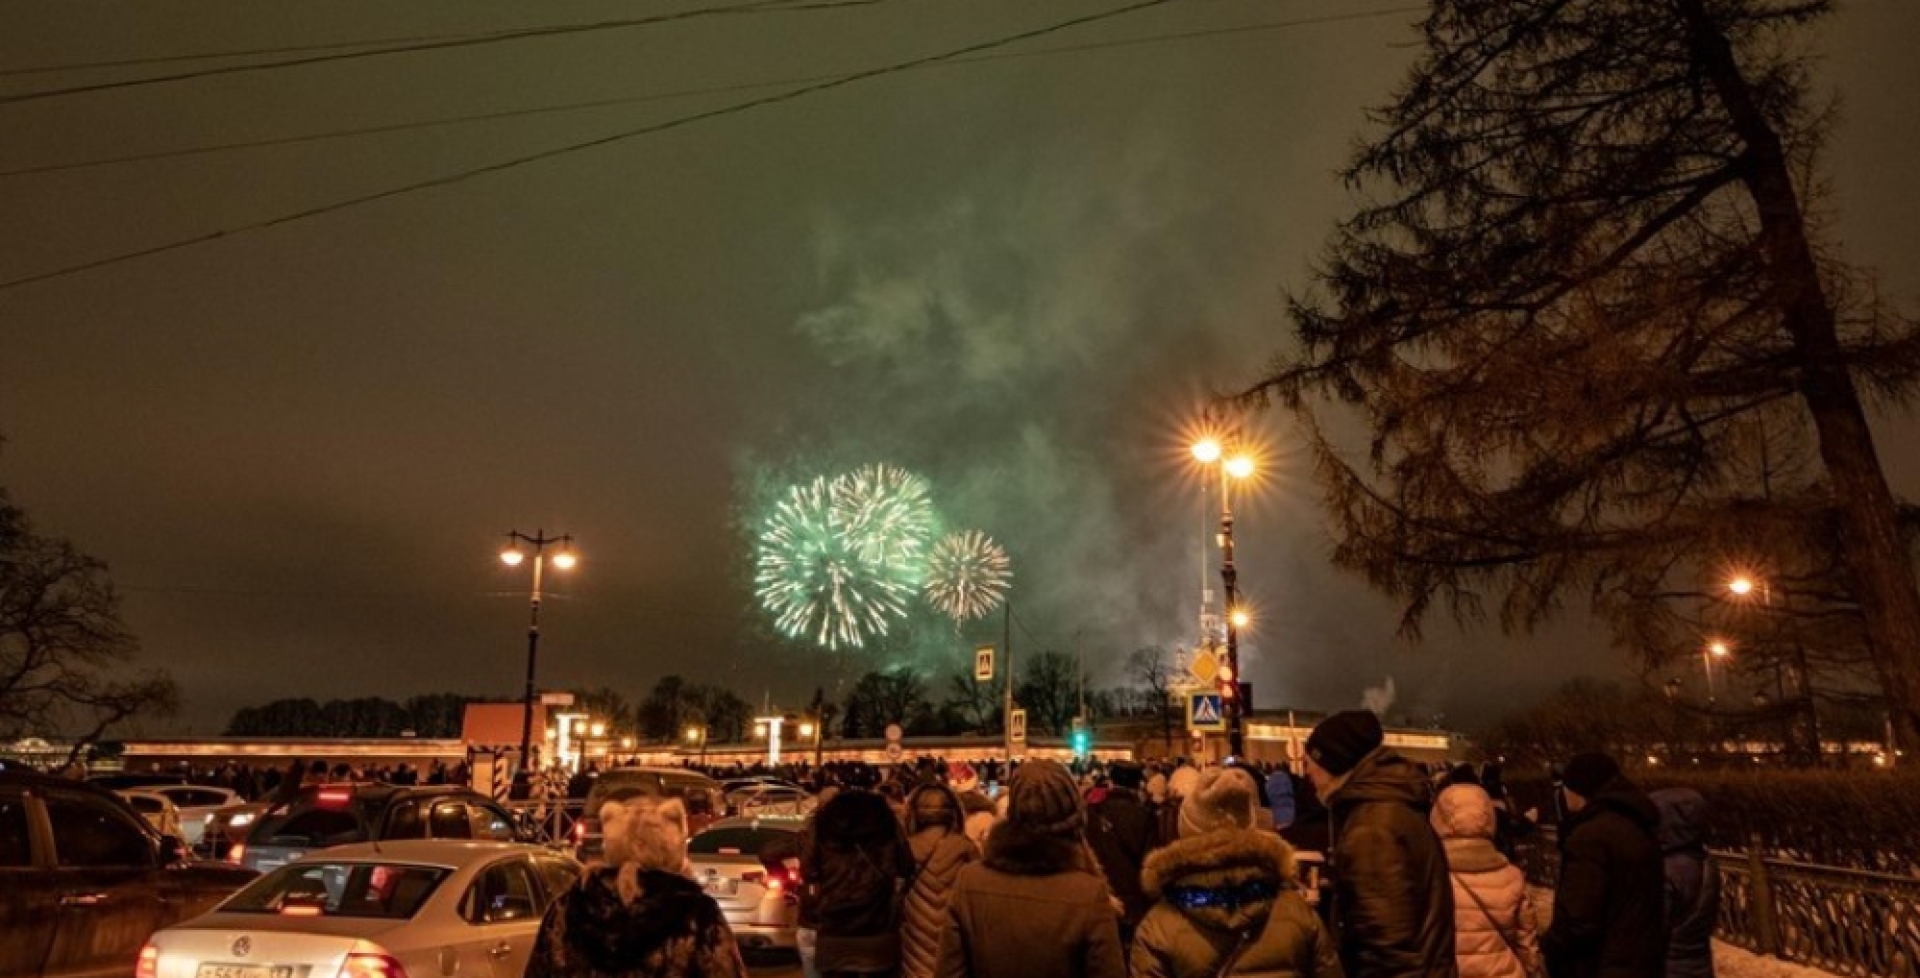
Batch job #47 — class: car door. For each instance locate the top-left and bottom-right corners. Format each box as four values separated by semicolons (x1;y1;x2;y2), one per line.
39;789;168;978
0;787;59;978
456;857;545;978
426;799;473;841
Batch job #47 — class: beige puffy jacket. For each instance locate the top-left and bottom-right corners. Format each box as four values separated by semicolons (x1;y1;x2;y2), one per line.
1431;785;1539;978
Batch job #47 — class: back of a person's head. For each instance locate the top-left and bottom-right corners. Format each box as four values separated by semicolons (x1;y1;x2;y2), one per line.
1431;783;1497;842
601;794;690;902
818;789;901;849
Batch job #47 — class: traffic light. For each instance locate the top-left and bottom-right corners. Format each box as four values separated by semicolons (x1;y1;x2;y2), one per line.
1070;717;1091;759
1217;662;1236;701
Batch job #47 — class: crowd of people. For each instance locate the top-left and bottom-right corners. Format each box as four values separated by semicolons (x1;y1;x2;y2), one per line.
525;709;1726;978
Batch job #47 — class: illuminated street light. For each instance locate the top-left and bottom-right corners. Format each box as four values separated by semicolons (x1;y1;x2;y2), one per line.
500;529;577;779
1229;608;1252;630
798;722;815;738
1709;640;1731;657
684;726;702;743
1729;576;1755;597
590;721;606;739
1188;429;1262;758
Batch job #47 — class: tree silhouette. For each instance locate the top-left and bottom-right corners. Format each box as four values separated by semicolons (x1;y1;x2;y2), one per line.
1250;0;1920;747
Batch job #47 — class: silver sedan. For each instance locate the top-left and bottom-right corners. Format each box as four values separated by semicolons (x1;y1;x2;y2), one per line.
142;841;580;978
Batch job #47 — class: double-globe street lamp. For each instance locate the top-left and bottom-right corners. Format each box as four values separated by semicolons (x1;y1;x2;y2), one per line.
501;529;577;777
1191;435;1258;759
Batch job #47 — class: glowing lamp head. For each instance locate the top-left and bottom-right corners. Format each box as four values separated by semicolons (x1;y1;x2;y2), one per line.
552;550;578;570
500;547;525;566
1225;455;1256;480
1191;438;1223;464
590;722;606;738
684;727;701;743
1708;640;1731;658
1729;576;1754;596
621;737;634;750
1229;609;1251;629
798;722;815;738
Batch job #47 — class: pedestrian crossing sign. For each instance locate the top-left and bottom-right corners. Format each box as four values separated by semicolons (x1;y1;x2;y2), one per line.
1187;692;1226;732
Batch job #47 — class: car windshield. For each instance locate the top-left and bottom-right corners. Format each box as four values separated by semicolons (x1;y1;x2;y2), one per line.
223;862;449;919
252;807;364;846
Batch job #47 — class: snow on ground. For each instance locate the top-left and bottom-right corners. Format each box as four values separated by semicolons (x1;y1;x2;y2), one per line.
1713;941;1843;978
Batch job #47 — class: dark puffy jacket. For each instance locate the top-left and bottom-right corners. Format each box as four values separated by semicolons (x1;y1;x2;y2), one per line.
1086;785;1160;930
1542;776;1667;978
934;820;1126;978
803;791;914;971
1649;788;1718;978
1325;749;1458;978
526;867;745;978
1130;828;1345;978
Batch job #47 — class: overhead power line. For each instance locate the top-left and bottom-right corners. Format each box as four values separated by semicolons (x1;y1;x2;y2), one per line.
0;7;1427;180
0;0;1185;292
0;0;879;105
0;0;838;77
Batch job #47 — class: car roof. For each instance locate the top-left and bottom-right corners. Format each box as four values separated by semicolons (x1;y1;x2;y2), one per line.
300;840;569;868
701;815;808;832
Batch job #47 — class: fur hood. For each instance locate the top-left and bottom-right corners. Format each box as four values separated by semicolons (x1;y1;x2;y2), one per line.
554;867;726;972
981;817;1099;877
1141;829;1296;933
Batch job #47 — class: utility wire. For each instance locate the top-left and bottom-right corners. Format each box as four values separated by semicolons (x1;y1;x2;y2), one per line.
0;0;879;105
0;7;1425;180
0;0;834;77
0;0;1185;293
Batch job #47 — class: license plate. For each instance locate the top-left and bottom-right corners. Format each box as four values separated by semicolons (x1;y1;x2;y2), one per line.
197;965;295;978
704;879;738;896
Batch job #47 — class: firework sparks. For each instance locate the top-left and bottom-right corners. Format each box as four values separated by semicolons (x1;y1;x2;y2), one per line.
924;530;1011;622
833;463;937;575
753;476;913;649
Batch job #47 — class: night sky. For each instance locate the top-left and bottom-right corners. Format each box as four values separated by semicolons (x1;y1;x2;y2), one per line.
4;0;1917;736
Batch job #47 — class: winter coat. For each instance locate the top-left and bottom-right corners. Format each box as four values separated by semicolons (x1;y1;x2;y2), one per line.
1325;748;1459;978
1129;828;1345;978
526;866;746;978
804;792;915;973
1431;786;1539;978
933;819;1126;978
1542;776;1667;978
900;786;980;978
1649;788;1718;978
1085;785;1160;930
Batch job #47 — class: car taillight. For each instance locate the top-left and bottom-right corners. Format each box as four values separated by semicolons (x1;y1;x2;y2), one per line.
136;943;159;978
338;952;408;978
227;843;245;866
573;821;588;843
317;789;352;807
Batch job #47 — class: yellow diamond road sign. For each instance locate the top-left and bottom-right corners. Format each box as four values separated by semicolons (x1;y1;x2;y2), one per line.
1189;648;1220;684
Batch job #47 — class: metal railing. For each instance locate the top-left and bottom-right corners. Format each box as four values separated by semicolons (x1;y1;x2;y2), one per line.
501;799;586;848
1518;828;1920;977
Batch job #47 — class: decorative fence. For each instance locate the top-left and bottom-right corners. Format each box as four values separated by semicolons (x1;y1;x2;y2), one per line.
502;798;586;848
1519;829;1920;977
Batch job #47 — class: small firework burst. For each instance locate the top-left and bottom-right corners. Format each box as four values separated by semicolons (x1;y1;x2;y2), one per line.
924;530;1011;623
753;476;911;649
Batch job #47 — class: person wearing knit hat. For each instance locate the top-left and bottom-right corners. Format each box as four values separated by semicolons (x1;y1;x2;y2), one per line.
1305;710;1458;978
934;760;1125;978
1541;753;1665;978
1131;766;1342;978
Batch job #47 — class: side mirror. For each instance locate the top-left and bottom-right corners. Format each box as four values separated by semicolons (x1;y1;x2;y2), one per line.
159;836;187;865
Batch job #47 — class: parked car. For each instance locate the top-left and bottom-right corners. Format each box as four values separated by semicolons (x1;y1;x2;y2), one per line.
197;800;271;860
115;789;185;842
146;785;243;849
0;769;257;978
574;767;723;862
235;784;526;874
686;816;805;951
142;841;581;978
726;783;817;818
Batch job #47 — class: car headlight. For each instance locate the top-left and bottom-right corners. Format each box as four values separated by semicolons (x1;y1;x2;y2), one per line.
229;813;255;827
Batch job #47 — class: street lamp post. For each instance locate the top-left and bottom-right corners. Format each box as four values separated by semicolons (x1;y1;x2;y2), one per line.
1703;639;1731;703
799;719;822;768
685;725;708;767
501;530;577;776
1192;436;1256;759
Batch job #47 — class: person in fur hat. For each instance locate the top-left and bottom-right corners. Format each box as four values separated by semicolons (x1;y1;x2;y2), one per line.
934;760;1125;978
1130;767;1344;978
900;783;979;978
526;795;745;978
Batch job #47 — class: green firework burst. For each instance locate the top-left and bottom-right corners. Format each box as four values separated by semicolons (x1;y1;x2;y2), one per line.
753;474;915;649
924;530;1011;622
